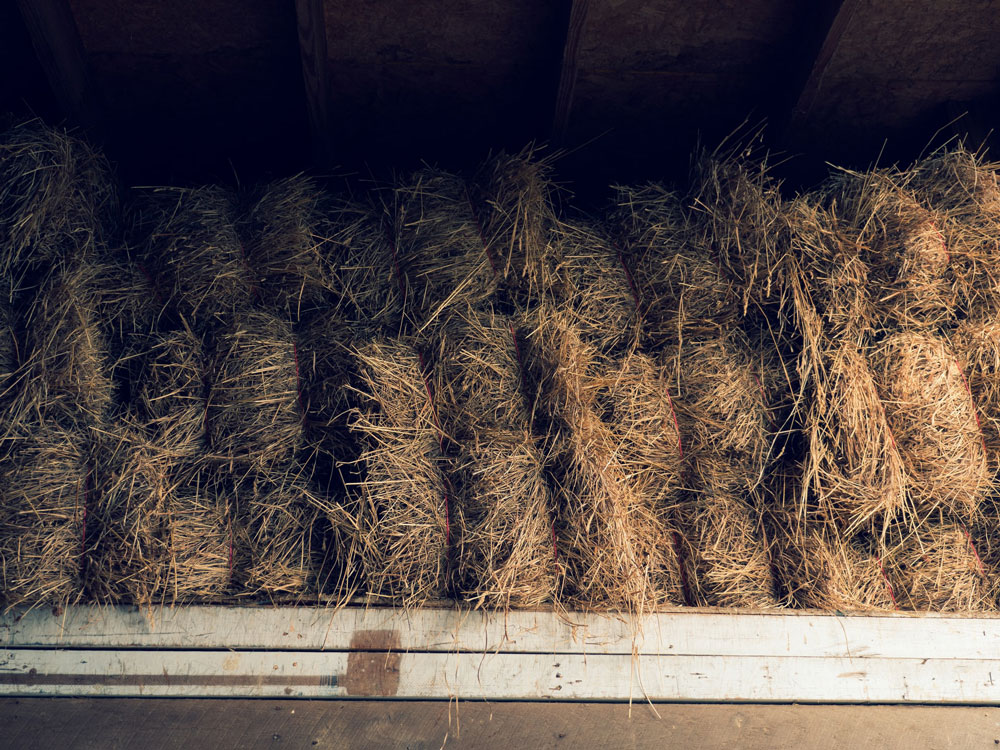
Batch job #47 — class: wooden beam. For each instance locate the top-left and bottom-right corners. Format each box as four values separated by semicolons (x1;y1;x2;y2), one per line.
294;0;331;163
8;605;1000;659
551;0;591;142
16;0;103;130
779;0;860;142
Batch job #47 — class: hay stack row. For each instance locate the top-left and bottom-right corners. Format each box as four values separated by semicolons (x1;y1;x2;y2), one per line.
2;120;1000;614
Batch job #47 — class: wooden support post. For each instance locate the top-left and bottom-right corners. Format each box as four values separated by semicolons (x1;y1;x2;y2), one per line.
551;0;591;143
294;0;332;164
16;0;103;130
777;0;860;144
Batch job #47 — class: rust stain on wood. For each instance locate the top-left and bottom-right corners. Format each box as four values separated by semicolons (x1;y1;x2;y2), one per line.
341;629;402;697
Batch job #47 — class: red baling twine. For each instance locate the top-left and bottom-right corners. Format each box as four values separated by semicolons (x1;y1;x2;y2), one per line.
929;221;951;265
961;524;988;578
877;554;899;609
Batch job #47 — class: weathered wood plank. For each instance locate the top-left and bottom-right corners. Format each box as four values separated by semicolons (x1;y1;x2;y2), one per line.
6;605;1000;659
4;647;1000;702
8;699;1000;750
16;0;102;128
551;0;590;140
293;0;330;162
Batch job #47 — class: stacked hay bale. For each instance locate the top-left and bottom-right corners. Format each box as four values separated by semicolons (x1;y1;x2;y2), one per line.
0;122;118;607
779;160;995;611
525;218;686;613
613;172;781;609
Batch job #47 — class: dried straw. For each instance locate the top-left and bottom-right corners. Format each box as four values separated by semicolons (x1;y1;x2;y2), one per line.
682;492;777;608
131;324;208;460
884;518;992;612
874;331;989;520
0;121;117;277
435;308;558;607
14;259;115;426
206;310;303;471
0;424;89;606
140;186;252;325
349;338;449;606
235;469;331;599
612;183;739;345
473;146;560;303
390;169;497;329
530;309;683;611
953;319;1000;475
240;175;334;320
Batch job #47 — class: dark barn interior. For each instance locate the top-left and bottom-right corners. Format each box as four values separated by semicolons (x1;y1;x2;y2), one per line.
5;0;1000;192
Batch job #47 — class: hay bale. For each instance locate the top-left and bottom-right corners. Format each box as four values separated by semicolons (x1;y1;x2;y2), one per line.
87;425;170;606
391;169;497;328
327;199;406;330
454;431;557;608
434;308;558;607
885;519;992;612
954;319;1000;474
349;338;450;605
94;256;163;346
874;331;990;519
235;469;330;599
688;153;787;310
779;519;897;611
531;310;684;611
612;183;739;345
131;325;207;460
16;259;115;426
683;492;777;608
819;170;956;329
552;220;638;355
473;147;560;302
140;186;252;325
206;310;303;471
0;121;117;276
668;330;772;496
805;340;909;527
163;466;232;602
241;175;334;320
0;425;89;605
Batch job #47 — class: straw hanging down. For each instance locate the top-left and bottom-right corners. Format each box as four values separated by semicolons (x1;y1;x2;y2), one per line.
0;121;117;277
240;176;334;320
0;425;90;606
349;339;450;606
206;310;303;472
529;309;684;611
434;308;558;608
873;330;989;520
14;259;115;427
140;186;252;326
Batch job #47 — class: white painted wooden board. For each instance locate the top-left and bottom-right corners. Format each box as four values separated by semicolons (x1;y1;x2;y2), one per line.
4;605;1000;659
4;648;1000;702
